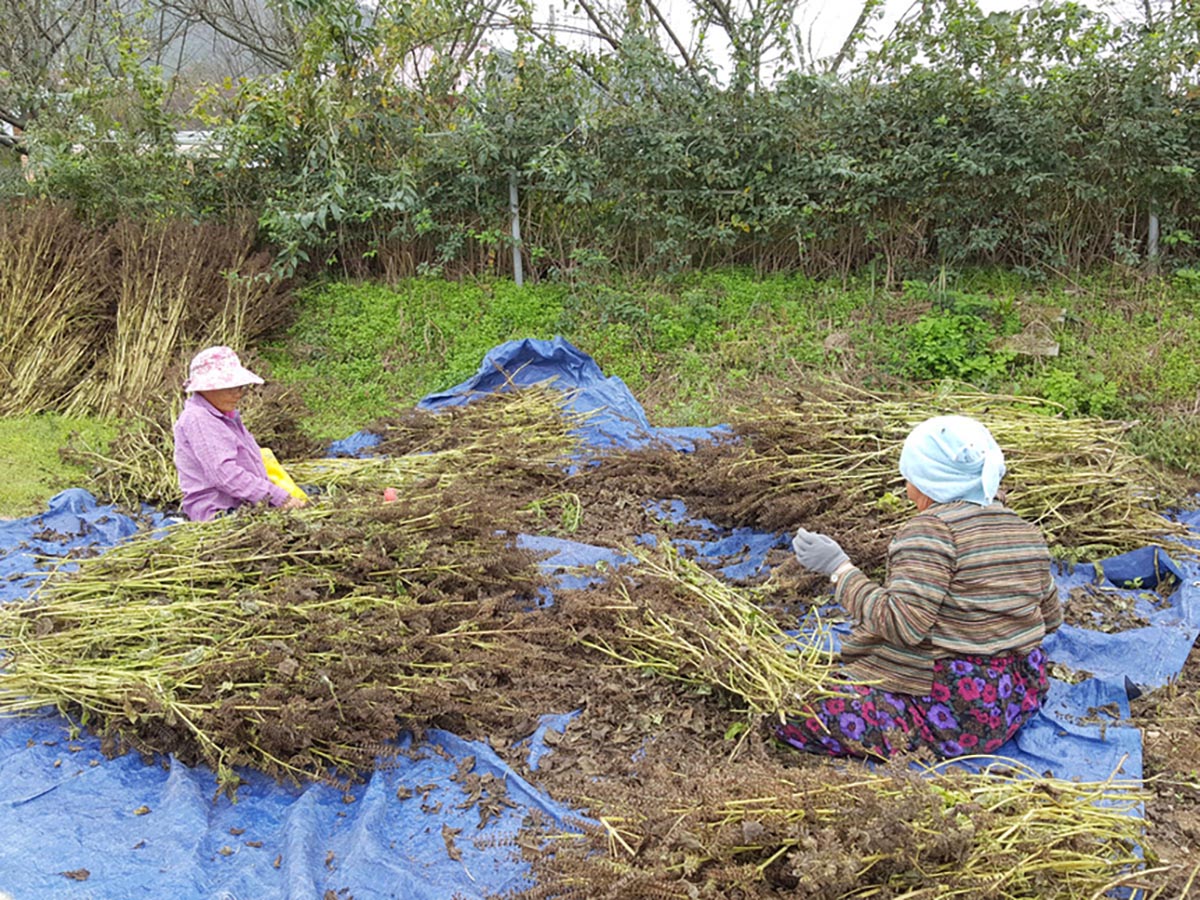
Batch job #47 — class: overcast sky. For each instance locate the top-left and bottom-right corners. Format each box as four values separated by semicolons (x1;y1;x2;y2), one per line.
534;0;1141;76
801;0;1023;57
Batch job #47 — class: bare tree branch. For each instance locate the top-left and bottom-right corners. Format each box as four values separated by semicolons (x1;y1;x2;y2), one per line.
571;0;624;51
499;13;626;107
642;0;705;85
452;0;508;78
828;0;883;73
155;0;297;71
696;0;747;59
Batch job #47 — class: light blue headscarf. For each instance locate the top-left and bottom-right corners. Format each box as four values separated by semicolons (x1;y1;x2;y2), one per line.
898;415;1006;506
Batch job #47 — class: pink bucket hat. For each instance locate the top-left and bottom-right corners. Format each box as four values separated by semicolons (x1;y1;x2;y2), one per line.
183;346;265;392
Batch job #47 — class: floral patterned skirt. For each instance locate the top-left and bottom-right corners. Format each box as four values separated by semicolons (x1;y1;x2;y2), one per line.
774;647;1049;760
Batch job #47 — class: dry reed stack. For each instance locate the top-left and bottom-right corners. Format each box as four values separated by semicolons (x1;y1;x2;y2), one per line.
0;204;108;414
695;383;1193;564
0;201;292;419
65;217;290;417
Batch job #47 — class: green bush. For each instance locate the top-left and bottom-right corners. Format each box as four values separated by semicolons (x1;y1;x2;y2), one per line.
902;313;1007;382
1031;368;1122;419
888;281;1018;384
12;0;1198;280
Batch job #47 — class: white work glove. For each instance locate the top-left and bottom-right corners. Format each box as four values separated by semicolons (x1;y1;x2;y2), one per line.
791;528;849;577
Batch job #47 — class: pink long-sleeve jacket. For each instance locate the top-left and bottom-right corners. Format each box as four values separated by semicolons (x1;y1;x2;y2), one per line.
172;393;291;521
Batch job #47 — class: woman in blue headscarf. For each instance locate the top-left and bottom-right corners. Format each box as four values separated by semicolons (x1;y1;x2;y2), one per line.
779;415;1062;760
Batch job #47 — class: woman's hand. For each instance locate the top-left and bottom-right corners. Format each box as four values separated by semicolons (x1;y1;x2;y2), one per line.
792;528;849;576
281;495;308;511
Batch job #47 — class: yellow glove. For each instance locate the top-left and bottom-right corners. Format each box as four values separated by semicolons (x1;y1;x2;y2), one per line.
260;448;308;500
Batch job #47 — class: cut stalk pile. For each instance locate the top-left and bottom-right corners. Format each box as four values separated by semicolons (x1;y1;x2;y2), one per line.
577;546;838;717
0;489;549;796
1;383;1181;893
681;382;1194;564
289;385;595;498
2;390;598;794
498;757;1150;900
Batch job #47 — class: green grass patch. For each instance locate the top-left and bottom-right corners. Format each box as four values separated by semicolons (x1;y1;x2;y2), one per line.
263;278;570;439
0;415;117;518
263;266;1200;481
265;269;884;438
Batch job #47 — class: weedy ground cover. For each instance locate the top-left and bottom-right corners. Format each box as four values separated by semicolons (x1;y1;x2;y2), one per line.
261;267;1200;480
0;415;115;518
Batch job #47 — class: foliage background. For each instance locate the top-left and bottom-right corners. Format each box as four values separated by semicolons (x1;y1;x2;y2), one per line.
2;0;1200;513
2;0;1197;280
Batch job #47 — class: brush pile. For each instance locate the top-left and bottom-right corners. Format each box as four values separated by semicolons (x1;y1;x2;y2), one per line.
0;489;552;795
666;382;1194;567
495;755;1150;900
2;389;591;794
0;382;1184;892
576;547;838;714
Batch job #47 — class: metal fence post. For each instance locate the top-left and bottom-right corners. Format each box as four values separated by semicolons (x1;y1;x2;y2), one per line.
509;172;524;287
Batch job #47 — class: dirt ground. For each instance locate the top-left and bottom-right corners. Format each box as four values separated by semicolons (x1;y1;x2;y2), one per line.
1133;641;1200;896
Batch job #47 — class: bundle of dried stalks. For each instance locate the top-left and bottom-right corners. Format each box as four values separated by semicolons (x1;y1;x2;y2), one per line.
66;217;291;417
497;755;1152;899
574;545;838;717
695;382;1193;563
0;203;109;414
0;488;550;797
291;387;593;497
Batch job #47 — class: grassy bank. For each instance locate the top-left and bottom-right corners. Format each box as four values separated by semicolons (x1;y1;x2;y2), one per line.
3;266;1200;516
264;267;1200;472
0;416;116;518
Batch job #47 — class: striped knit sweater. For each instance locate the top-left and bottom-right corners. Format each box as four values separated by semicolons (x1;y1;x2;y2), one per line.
834;500;1062;696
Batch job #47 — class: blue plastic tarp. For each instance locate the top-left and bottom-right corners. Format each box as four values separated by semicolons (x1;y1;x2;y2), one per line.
327;337;726;459
0;709;574;900
1040;547;1200;691
424;337;725;452
0;489;151;604
0;336;1192;898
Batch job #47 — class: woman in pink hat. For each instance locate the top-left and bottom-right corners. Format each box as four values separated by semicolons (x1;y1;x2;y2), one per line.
172;346;307;521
